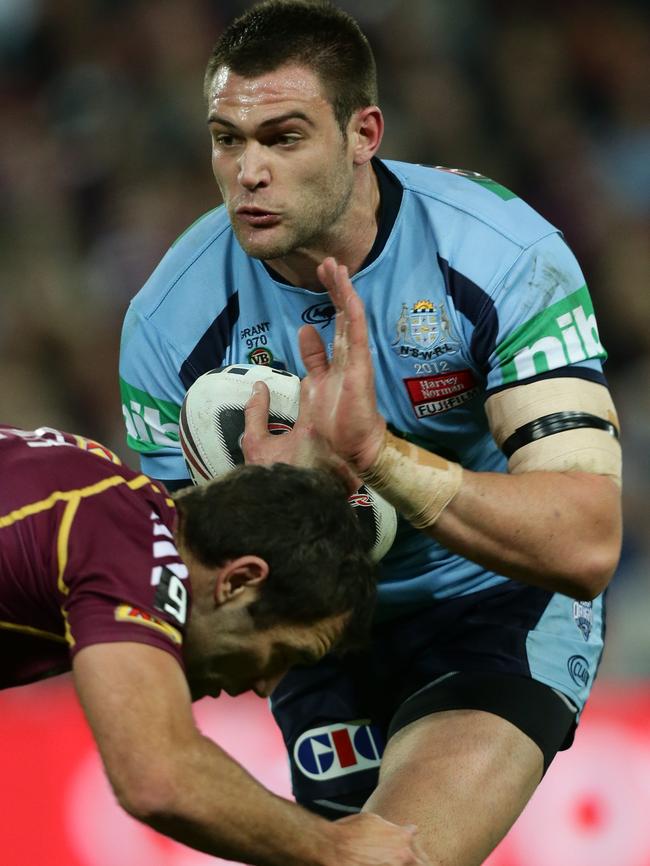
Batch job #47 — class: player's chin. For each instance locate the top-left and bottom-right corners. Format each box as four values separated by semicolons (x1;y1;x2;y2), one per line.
234;227;293;261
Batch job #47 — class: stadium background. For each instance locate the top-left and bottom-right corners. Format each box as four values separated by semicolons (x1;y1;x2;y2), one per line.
0;1;648;864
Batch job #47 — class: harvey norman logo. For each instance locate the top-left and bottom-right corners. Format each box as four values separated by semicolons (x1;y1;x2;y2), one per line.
497;286;606;385
120;378;180;452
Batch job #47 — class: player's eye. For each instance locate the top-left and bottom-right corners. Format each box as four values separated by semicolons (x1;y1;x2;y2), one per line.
269;133;301;147
213;133;239;147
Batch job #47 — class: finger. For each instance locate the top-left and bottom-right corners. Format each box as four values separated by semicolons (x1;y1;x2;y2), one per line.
340;275;372;368
318;258;360;322
243;380;271;438
317;257;345;311
332;309;347;369
411;837;432;866
299;323;330;378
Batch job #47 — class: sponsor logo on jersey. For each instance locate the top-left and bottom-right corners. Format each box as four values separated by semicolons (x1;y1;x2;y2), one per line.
392;300;459;360
294;722;384;781
496;286;606;385
302;301;336;328
573;600;593;642
404;369;479;418
119;379;180;453
248;347;274;366
567;654;590;687
114;605;182;645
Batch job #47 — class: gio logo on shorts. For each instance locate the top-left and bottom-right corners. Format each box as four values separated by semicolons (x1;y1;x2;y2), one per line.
294;722;384;781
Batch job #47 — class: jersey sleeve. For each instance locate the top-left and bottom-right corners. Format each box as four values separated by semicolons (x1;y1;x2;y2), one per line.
61;480;190;668
119;304;190;482
483;232;608;393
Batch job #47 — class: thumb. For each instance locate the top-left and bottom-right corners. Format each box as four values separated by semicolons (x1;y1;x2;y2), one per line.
244;380;271;438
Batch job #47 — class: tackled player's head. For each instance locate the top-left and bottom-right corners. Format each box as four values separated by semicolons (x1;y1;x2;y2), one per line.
204;0;378;136
174;462;376;653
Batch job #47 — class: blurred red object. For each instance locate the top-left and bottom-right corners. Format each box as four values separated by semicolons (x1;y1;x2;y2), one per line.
0;678;649;866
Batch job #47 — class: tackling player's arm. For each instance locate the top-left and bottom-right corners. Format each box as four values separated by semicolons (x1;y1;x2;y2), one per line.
246;257;622;601
73;641;427;866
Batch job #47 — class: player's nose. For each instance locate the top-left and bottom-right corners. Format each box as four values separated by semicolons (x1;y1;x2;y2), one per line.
237;143;270;190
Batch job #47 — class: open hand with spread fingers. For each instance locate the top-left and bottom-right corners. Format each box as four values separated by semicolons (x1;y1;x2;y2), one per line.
242;257;386;486
298;256;387;476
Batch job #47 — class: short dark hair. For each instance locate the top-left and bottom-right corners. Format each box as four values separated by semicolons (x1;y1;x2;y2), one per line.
174;463;376;650
204;0;378;134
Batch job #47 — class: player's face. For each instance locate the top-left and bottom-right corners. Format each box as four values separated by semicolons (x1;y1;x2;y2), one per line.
206;63;355;260
186;609;348;700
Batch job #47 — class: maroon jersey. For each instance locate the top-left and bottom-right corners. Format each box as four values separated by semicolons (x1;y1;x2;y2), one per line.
0;426;191;689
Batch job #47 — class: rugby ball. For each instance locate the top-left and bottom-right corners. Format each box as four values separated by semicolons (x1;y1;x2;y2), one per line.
179;364;397;562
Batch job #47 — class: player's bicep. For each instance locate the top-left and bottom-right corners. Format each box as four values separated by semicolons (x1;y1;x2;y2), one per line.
485;377;622;484
73;642;194;805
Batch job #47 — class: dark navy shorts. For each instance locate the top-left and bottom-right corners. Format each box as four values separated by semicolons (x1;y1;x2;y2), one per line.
270;581;604;819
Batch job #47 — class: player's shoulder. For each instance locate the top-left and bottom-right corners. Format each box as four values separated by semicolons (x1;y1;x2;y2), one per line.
0;426;172;514
130;205;236;321
383;159;558;249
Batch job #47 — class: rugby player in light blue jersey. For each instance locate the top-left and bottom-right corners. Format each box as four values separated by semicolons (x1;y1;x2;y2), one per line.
118;3;623;864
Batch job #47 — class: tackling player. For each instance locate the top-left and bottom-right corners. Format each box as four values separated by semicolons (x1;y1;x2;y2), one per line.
0;424;429;866
118;2;623;864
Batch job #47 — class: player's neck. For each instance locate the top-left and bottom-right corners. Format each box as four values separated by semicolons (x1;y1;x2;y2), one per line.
264;163;380;292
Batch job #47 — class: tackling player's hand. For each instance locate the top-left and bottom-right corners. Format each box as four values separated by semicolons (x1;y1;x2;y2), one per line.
331;813;432;866
242;374;359;490
299;257;387;475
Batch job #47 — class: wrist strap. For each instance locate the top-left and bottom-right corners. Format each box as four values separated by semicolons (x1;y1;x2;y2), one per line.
359;431;463;529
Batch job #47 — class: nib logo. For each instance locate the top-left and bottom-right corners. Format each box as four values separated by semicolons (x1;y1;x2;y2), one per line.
119;379;180;452
497;287;607;384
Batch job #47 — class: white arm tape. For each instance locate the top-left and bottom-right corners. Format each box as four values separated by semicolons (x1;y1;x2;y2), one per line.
359;431;463;529
485;378;622;485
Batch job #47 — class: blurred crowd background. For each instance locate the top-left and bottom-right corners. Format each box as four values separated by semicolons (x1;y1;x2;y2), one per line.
1;0;648;677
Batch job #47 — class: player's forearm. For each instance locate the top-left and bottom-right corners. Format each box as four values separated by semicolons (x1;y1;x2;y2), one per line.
431;468;621;597
119;731;337;866
360;432;621;599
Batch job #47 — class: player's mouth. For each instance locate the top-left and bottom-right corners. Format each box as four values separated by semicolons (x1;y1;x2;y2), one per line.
235;206;281;228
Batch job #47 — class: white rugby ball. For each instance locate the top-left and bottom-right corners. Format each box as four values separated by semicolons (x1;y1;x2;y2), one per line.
179;364;397;562
180;364;300;481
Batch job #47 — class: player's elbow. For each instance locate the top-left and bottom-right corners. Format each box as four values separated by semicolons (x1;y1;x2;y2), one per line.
562;482;622;600
577;545;620;599
563;533;621;600
111;765;182;828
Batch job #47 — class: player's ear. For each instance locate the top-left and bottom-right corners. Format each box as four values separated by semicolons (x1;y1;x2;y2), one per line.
348;105;384;166
214;555;270;604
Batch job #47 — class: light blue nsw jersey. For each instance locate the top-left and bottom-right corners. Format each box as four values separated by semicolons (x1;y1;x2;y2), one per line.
120;160;608;618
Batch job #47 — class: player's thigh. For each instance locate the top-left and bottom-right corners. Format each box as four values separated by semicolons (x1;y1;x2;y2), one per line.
364;707;543;866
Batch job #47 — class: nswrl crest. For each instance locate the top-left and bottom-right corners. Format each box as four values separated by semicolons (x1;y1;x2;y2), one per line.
572;600;593;641
393;300;453;350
